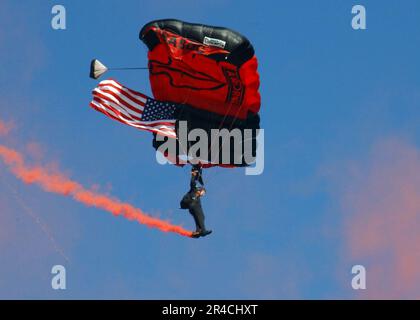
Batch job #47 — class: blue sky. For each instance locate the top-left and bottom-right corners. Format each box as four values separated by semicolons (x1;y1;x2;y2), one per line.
0;0;419;299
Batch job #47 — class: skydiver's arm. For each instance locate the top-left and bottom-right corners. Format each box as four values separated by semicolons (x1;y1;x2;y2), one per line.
190;174;197;190
198;174;204;186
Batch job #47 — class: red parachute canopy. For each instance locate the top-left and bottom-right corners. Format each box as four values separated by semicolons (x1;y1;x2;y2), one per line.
139;19;261;167
140;19;261;121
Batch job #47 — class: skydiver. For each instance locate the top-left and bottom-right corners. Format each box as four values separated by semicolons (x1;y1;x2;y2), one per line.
180;165;212;238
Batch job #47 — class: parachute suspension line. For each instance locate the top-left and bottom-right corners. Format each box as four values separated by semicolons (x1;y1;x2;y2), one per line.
178;56;195;167
175;128;189;167
202;93;235;182
205;100;247;185
108;67;149;70
205;61;236;169
183;98;193;167
197;63;238;180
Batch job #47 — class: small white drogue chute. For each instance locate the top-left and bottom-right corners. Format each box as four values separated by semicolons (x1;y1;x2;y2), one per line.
89;58;148;80
90;59;108;79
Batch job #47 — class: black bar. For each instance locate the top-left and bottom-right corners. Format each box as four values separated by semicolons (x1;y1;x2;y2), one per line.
0;300;413;318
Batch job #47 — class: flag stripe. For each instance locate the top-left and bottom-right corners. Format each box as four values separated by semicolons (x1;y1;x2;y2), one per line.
92;91;144;122
99;79;148;102
90;101;131;127
92;96;141;124
96;84;146;111
93;85;145;113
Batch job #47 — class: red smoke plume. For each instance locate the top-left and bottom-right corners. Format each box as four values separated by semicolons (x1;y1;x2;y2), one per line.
0;144;192;237
341;139;420;298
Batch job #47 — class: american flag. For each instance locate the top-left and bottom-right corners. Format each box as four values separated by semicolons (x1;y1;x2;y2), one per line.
90;79;177;138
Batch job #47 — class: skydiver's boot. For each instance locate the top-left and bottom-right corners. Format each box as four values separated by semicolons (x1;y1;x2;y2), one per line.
199;229;212;237
191;230;201;238
194;208;212;237
189;209;202;238
189;202;211;238
191;229;212;238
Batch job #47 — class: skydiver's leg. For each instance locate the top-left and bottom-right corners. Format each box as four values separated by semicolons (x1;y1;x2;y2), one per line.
188;207;203;232
189;200;211;238
192;203;206;231
189;202;207;231
194;202;212;237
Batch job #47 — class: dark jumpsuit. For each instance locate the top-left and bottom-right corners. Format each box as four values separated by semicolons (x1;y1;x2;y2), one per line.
183;169;206;232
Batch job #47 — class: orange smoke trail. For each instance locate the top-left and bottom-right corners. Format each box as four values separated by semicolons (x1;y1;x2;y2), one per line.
0;144;192;237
